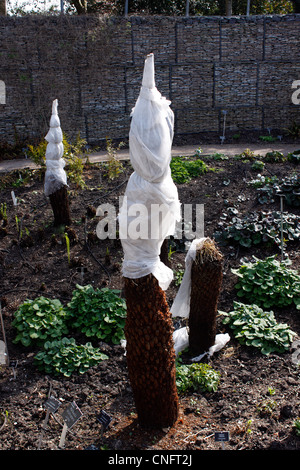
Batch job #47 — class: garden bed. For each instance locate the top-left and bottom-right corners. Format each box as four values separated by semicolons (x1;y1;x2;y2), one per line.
0;148;299;452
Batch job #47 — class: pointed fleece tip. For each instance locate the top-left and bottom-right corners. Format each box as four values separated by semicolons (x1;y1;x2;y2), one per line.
52;99;58;115
142;53;155;89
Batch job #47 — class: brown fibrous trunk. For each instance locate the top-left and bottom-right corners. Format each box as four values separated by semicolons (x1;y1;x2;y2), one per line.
189;238;223;356
124;274;179;428
49;185;72;227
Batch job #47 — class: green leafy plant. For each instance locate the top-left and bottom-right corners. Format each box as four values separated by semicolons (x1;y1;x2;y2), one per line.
263;150;285;163
257;399;278;417
27;139;47;168
64;232;71;264
248;173;300;206
220;302;296;355
287;150;300;164
176;356;220;394
34;337;108;377
259;135;277;142
170;156;207;184
294;419;300;436
174;265;184;286
214;208;299;248
0;202;7;226
251;160;265;171
66;284;127;344
105;137;125;180
235;148;258;161
27;132;88;189
232;255;300;310
285;122;300;140
12;297;68;347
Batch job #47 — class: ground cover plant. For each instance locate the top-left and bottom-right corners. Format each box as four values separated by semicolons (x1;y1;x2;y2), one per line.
220;302;296;355
12;296;68;347
0;144;299;451
214;207;299;248
66;284;127;344
232;255;300;310
34;337;108;377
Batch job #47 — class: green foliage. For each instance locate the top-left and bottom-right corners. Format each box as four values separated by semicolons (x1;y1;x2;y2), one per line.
214;208;299;248
27;140;47;168
174;265;184;286
176;358;220;394
64;232;71;264
248;173;300;206
294;419;300;436
251;160;265;171
12;297;68;347
66;284;127;344
263;151;286;163
34;337;108;377
287;150;300;164
259;135;277;142
220;302;296;355
257;399;278;417
232;255;300;310
285;122;300;140
63;133;88;189
27;132;88;189
104;137;125;180
170;156;207;184
235;148;257;161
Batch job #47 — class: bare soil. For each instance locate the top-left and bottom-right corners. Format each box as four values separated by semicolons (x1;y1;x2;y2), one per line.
0;150;299;454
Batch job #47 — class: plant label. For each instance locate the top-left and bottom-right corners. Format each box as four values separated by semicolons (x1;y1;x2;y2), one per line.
59;402;83;449
97;410;112;430
215;431;229;442
11;191;17;206
0;340;7;365
44;396;61;414
62;401;83;430
9;359;18;368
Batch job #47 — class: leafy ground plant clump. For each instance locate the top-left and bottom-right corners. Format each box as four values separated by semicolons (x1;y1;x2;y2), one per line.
34;337;108;377
214;208;299;248
176;357;220;394
66;284;127;344
232;255;300;310
220;302;296;355
12;296;68;347
170;156;208;184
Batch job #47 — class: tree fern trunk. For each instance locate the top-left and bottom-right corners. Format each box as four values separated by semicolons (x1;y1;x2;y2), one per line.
49;185;72;227
189;239;223;356
124;274;179;428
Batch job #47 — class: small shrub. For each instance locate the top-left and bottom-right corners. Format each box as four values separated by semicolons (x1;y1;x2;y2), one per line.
220;302;296;355
12;297;68;347
34;337;108;377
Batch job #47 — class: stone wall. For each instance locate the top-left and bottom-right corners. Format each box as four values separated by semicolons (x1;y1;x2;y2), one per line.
0;14;299;146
